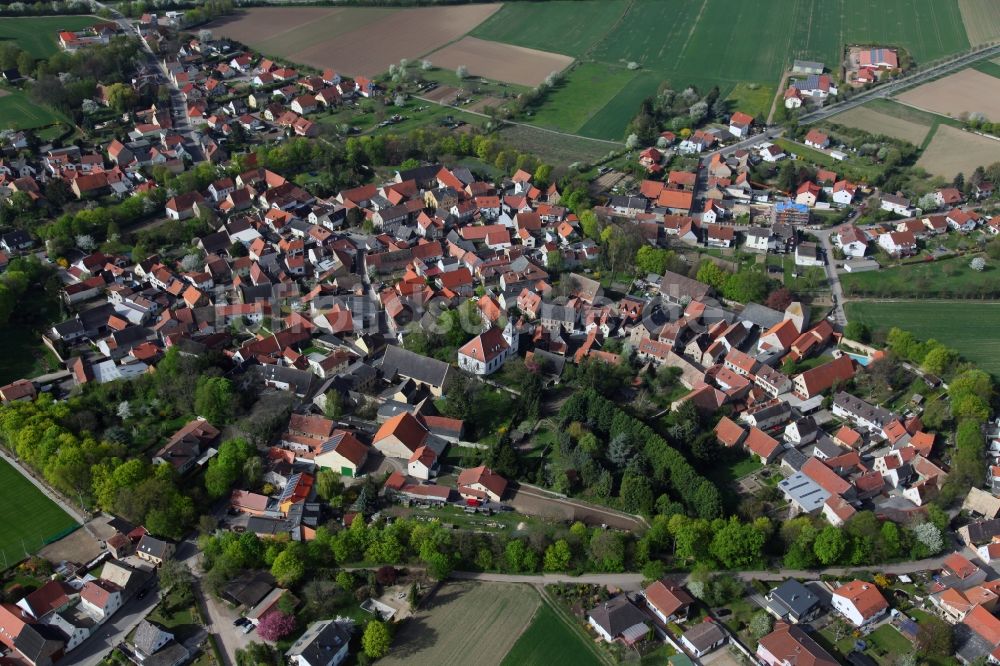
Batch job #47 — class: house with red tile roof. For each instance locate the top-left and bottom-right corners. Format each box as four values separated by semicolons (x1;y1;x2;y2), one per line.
792;355;855;399
714;416;747;448
457;323;517;376
757;622;838;666
642;580;694;623
745;427;782;464
831;580;888;626
373;412;431;459
457;465;507;502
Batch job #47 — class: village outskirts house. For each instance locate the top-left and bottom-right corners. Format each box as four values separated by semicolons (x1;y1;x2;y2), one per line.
830;580;888;626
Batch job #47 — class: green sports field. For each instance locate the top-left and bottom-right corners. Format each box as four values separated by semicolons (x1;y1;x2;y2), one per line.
0;458;78;570
845;300;1000;377
472;0;977;140
500;598;603;666
0;15;99;59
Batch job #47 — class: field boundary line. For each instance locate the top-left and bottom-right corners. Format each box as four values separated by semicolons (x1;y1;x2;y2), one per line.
580;0;634;63
675;0;709;62
416;2;505;61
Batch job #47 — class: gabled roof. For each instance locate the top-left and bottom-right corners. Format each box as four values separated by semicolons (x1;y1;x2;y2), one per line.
832;580;887;620
373;412;428;452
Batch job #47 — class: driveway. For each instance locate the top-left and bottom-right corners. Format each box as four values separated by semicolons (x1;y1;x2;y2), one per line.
507;484;646;531
175;539;251;666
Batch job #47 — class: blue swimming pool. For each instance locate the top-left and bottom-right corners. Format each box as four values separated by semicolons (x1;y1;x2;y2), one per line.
845;352;871;366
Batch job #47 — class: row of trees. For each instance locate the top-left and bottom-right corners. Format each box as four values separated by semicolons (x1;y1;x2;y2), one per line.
695;260;774;304
628;83;733;145
559;389;723;519
884;327;994;505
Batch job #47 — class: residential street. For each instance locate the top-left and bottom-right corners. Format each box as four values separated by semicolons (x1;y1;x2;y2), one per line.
811;228;847;326
176;538;247;665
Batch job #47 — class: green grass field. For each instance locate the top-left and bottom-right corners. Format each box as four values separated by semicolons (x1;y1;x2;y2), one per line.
501;599;603;666
525;62;638;135
0;15;98;59
0;458;78;570
577;71;660;140
971;60;1000;79
846;300;1000;377
725;82;776;119
840;254;998;298
469;0;627;58
473;0;976;140
0;88;67;130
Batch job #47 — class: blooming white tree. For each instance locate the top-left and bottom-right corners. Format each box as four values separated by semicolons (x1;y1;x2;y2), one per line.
394;94;406;107
626;61;639;70
421;59;433;71
76;234;95;251
117;401;132;420
971;257;986;271
180;254;202;271
913;522;944;555
625;133;640;149
456;65;469;79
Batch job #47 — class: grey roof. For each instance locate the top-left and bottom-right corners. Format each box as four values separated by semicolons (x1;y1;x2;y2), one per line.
223;571;275;607
260;364;317;396
781;447;808;471
286;619;352;665
133;619;174;656
768;579;820;619
141;641;189;666
681;621;726;651
379;345;450;388
659;270;710;303
588;595;648;638
778;472;830;512
740;303;784;329
14;624;65;663
833;392;896;427
964;518;1000;544
540;302;576;324
136;535;171;559
811;436;843;459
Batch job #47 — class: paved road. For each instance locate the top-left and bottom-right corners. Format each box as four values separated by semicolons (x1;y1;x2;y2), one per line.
73;586;161;666
92;2;196;143
801;43;1000;124
812;227;847;326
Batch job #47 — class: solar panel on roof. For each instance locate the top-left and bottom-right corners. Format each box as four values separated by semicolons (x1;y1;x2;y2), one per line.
278;473;301;502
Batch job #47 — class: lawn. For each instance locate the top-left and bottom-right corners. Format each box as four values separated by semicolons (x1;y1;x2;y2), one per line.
0;15;99;58
0;325;61;387
0;88;67;130
773;138;884;183
497;124;616;166
525;62;638;135
971;60;1000;79
840;253;998;299
501;597;603;666
0;458;78;570
845;300;1000;377
725;82;775;119
468;0;628;59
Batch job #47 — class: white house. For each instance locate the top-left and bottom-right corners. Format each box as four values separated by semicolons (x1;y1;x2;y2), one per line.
804;129;830;149
760;143;786;163
836;225;868;258
877;230;917;256
80;580;123;620
457;322;517;376
880;193;914;217
744;227;776;252
831;580;888;626
407;445;438;480
832;180;857;206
